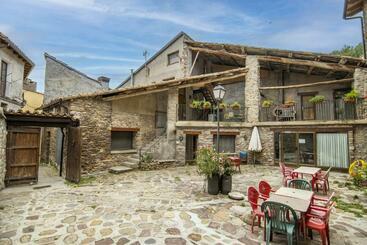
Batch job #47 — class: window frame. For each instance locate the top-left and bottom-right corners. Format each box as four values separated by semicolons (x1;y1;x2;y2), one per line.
1;60;8;97
213;134;236;153
110;130;135;151
167;50;179;66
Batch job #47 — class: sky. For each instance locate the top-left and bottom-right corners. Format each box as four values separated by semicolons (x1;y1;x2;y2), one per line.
0;0;363;92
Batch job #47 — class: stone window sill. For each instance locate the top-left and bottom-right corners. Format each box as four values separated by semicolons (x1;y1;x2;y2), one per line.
111;149;137;154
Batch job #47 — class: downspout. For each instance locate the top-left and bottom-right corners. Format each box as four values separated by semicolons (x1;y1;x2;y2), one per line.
59;128;65;177
130;69;134;87
343;1;366;58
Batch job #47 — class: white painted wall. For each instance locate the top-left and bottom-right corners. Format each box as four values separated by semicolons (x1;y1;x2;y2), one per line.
124;35;188;87
0;47;26;110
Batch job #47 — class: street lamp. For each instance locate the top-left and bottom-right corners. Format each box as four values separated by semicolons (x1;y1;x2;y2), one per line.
213;85;226;152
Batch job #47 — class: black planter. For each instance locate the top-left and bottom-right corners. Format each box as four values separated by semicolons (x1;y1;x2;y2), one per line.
207;174;220;195
221;174;232;194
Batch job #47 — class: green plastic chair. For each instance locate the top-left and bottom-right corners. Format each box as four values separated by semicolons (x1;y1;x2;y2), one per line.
261;201;299;245
288;179;312;191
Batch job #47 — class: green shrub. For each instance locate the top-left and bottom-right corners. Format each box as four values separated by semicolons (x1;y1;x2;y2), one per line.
344;89;359;103
262;99;273;108
196;147;220;178
202;101;212;109
230;101;241;110
309;95;325;104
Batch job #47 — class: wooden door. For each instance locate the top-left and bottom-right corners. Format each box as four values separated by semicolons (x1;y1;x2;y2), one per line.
65;127;81;183
5;126;40;185
301;94;315;120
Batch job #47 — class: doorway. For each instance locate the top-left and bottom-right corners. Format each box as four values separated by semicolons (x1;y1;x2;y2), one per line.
276;132;315;165
185;134;198;162
300;93;316;120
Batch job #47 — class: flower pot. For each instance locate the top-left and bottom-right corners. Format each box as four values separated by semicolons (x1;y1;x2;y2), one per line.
207;174;220;195
221;174;232;194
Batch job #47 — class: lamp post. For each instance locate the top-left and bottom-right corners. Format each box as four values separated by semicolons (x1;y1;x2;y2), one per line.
213;85;226;153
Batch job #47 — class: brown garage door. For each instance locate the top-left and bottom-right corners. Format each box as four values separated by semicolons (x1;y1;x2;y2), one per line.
5;126;40;185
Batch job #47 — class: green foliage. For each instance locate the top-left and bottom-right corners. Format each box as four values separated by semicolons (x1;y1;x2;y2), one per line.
331;43;364;58
262;99;273;108
191;100;202;109
219;102;227;109
343;89;360;103
309;95;325;104
65;176;96;187
332;196;367;217
202;101;212;109
196;147;220;178
141;153;153;163
220;154;235;176
230;101;241;110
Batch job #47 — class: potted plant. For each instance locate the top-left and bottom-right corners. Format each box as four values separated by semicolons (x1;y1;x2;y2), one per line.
230;101;241;110
196;147;220;195
219;155;235;194
343;89;359;103
262;99;273;108
309;95;325;104
190;100;202;109
284;99;296;107
219;102;227;110
202;101;212;110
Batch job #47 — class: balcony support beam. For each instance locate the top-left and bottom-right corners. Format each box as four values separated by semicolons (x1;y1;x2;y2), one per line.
259;78;353;90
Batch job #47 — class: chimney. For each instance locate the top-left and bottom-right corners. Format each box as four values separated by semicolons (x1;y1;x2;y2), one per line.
98;76;110;88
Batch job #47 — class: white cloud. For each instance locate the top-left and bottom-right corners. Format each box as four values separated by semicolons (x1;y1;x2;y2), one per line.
38;0;107;12
52;52;144;62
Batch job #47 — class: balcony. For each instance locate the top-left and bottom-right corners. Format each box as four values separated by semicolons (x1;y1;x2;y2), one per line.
259;99;365;122
177;103;248;122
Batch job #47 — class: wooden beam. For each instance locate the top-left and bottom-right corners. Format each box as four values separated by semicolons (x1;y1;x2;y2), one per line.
307;66;314;75
259;78;353;90
111;127;140;132
326;70;334;78
189;51;200;75
188;46;246;60
257;56;354;73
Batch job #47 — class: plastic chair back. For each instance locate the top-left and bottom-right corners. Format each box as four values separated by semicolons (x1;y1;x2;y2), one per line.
259;180;272;198
288;179;312;191
247;186;260;211
261;201;298;234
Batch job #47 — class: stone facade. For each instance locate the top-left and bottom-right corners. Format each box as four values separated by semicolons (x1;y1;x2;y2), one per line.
353;126;367;162
0;109;6;189
44;54;109;104
245;56;260;123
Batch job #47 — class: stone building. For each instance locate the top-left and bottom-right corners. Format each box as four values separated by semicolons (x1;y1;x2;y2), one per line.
0;32;34;110
43;32;367;173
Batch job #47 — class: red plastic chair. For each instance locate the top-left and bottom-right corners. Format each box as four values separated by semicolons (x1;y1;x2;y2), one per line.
310;192;335;218
279;162;297;186
305;202;335;245
258;180;275;200
312;167;331;194
247;186;264;233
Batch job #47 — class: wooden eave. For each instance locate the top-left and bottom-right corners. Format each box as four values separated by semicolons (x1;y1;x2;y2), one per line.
344;0;363;17
4;111;79;127
101;68;248;101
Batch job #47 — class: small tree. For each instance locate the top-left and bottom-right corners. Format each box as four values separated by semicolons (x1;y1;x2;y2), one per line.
331;43;364;58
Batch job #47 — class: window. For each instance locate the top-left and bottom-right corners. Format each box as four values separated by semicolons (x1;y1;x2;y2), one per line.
167;51;179;65
111;131;134;151
213;135;236;153
317;133;348;168
1;61;8;96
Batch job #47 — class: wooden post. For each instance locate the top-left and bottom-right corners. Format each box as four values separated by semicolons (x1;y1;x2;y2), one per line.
66;127;81;183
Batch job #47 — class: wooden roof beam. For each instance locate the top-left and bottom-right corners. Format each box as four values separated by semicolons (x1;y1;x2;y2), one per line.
257;56;354;73
259;78;353;90
188;47;247;60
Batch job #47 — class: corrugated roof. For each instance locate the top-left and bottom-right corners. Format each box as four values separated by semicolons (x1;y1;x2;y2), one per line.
0;32;35;79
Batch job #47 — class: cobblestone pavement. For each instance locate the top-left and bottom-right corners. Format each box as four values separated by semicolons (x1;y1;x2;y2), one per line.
0;165;366;245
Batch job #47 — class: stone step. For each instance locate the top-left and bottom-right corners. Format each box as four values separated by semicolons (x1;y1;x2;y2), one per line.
126;156;140;164
121;161;138;169
109;166;133;174
158;159;176;164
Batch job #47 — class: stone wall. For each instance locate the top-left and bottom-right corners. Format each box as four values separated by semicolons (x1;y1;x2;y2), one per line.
176;125;274;165
353;126;367;162
0;109;6;189
245;56;260;123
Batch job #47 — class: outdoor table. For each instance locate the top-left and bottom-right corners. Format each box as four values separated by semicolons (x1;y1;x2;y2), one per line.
293;166;321;189
268;187;314;238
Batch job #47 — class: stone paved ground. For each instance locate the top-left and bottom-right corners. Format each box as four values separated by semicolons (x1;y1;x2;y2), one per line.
0;165;366;245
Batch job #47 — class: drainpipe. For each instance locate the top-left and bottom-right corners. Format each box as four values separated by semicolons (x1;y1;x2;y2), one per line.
59;128;65;177
130;69;134;87
343;1;366;58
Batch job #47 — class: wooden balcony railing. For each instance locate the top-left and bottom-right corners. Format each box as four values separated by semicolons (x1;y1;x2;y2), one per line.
259;99;365;122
